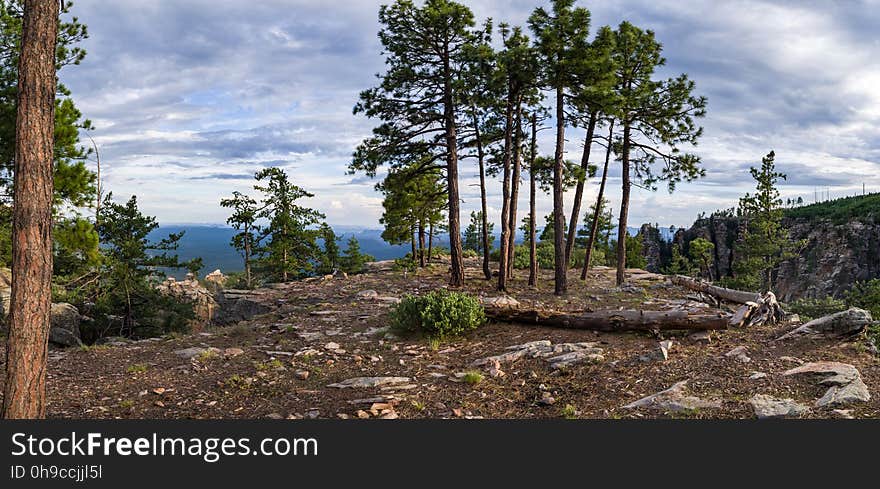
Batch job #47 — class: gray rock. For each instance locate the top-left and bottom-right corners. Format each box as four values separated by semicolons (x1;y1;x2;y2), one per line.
749;394;809;419
776;308;873;340
482;296;520;308
49;303;82;347
327;377;412;389
724;346;751;363
173;347;207;360
783;361;871;408
356;290;379;300
473;340;604;370
623;381;722;412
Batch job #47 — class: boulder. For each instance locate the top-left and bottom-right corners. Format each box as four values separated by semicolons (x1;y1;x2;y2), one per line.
49;303;82;347
204;269;228;289
749;394;809;419
783;361;871;408
776;308;873;340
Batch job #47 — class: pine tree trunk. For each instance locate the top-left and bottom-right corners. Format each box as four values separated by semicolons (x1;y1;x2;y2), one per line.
471;108;491;280
528;114;538;287
582;121;614;280
497;91;514;292
418;220;426;268
3;0;59;419
427;222;434;263
443;50;464;287
244;223;252;288
553;86;567;296
410;227;416;264
616;123;632;286
506;98;523;279
565;111;597;269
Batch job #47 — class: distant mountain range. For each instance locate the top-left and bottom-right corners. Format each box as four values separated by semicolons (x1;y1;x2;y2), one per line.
152;224;675;278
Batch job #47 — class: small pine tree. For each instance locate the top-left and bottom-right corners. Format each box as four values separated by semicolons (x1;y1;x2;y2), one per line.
689;238;715;280
317;224;341;275
340;236;373;274
463;211;494;254
732;151;802;292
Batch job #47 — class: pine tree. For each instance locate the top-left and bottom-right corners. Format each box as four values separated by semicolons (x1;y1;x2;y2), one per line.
689;237;715;280
3;0;58;419
317;224;341;276
732;151;802;292
340;236;373;275
529;0;592;295
95;194;196;338
463;210;494;254
254;168;325;282
220;191;259;288
352;0;475;286
610;21;707;286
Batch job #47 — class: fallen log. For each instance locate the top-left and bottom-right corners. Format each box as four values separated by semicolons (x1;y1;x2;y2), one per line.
671;275;760;304
485;307;729;332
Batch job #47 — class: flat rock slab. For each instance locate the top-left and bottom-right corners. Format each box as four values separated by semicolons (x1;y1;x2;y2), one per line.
750;394;809;419
623;381;722;413
328;377;412;389
482;296;521;308
173;347;208;360
473;340;604;370
783;361;871;408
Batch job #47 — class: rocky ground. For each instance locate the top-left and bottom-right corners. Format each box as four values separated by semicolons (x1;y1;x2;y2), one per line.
1;259;878;419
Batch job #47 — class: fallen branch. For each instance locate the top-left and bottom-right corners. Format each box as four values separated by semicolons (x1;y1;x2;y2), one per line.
671;275;760;305
485;307;729;332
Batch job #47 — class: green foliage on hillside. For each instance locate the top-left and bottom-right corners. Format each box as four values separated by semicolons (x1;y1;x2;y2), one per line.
785;193;880;224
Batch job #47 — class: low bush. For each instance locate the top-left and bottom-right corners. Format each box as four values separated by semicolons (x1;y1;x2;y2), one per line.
390;289;486;339
844;279;880;319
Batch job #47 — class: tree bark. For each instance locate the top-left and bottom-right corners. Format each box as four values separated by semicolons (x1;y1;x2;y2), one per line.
582;121;614;280
670;275;762;304
485;307;729;332
443;47;464;287
427;221;434;263
506;97;523;279
528;114;538;287
471;108;491;280
616;123;631;286
553;85;567;295
565;111;597;269
497;90;515;292
3;0;59;419
417;220;426;268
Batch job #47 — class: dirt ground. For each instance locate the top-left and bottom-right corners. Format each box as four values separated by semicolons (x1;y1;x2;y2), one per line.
2;259;878;419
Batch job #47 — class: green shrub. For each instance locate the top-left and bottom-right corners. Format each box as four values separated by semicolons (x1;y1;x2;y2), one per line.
786;296;847;321
844;279;880;318
390;289;486;339
462;249;478;259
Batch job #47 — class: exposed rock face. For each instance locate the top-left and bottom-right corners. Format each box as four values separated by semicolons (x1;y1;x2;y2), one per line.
204;269;228;289
783;361;871;408
623;380;722;412
776;307;872;340
749;394;809;419
156;274;218;331
49;303;83;347
638;224;664;273
679;214;880;301
215;289;271;325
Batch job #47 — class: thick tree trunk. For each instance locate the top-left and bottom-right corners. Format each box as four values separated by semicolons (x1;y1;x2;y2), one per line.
507;98;523;279
497;91;515;292
565;111;597;269
553;86;567;295
616;123;631;286
3;0;58;419
670;275;761;304
442;50;464;287
485;307;729;332
528;114;538;287
471;108;491;280
582;121;614;280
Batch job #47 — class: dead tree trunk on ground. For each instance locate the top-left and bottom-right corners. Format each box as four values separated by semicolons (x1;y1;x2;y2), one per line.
485;307;729;332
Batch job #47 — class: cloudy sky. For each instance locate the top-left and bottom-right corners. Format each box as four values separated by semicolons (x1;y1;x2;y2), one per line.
62;0;880;229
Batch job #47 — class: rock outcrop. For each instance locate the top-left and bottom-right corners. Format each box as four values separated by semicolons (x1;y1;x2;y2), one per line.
49;303;83;347
156;274;218;331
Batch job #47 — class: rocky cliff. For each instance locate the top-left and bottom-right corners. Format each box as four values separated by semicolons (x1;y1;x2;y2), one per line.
674;201;880;301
